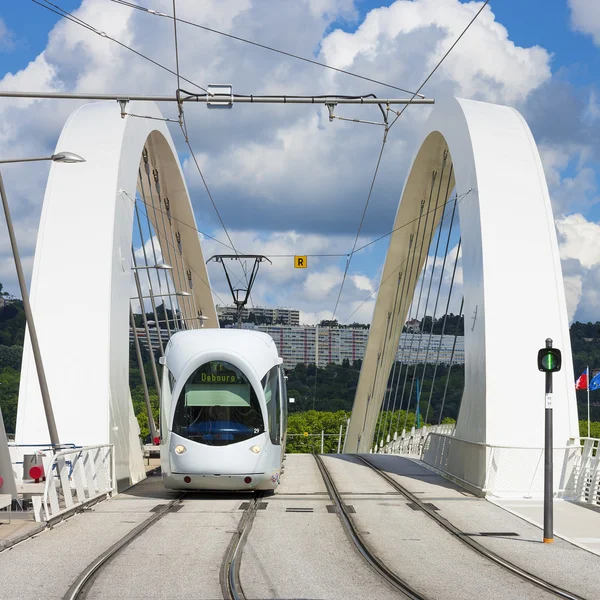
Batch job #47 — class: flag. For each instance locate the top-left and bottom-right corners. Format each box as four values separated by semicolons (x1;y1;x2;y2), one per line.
576;371;588;390
590;372;600;391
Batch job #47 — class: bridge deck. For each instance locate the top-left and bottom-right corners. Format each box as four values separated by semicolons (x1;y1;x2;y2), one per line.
0;454;598;599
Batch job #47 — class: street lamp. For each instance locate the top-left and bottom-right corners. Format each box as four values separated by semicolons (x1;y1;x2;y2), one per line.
0;152;85;165
131;263;173;270
0;151;86;447
133;291;191;299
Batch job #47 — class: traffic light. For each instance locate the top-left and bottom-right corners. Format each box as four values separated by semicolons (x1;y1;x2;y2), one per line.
537;347;562;372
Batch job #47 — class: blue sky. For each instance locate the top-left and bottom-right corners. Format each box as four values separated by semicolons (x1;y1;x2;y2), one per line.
0;1;599;324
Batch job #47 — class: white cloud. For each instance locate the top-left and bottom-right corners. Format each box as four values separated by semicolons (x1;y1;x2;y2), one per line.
555;214;600;322
569;0;600;45
556;214;600;269
0;0;591;327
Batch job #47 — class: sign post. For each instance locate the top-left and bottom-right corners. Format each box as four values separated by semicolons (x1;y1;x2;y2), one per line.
537;338;562;544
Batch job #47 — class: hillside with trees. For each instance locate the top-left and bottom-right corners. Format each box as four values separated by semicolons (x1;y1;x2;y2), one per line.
2;282;600;439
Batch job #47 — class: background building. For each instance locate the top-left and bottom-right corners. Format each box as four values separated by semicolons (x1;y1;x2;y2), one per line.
216;305;300;326
242;324;464;370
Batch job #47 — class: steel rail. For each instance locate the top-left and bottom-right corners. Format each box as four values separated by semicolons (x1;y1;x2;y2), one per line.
313;454;427;600
63;491;186;600
221;493;261;600
354;455;586;600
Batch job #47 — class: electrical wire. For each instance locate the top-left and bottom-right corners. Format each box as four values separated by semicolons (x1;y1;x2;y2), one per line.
328;0;489;318
178;111;255;309
32;0;209;93
107;0;424;97
121;190;228;305
172;0;181;91
331;128;388;320
340;190;470;325
387;0;491;132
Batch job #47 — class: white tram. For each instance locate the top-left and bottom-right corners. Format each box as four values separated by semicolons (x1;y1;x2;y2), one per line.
159;329;287;490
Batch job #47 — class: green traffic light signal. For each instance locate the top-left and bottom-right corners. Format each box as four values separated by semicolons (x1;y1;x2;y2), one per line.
537;348;562;372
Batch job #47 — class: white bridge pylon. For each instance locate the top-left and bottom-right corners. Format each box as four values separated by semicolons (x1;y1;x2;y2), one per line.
16;101;217;488
346;97;579;492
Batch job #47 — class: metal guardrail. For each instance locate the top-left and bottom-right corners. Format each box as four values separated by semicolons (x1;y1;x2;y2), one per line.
421;433;583;497
563;437;600;506
380;424;455;456
42;445;115;522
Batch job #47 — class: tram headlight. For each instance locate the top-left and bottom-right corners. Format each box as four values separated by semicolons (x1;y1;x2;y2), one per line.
250;445;261;454
175;445;187;455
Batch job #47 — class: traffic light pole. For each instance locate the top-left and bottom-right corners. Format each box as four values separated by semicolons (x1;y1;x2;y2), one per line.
544;338;554;544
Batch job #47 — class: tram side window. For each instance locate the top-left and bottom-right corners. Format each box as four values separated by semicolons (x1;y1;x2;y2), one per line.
263;367;281;445
172;361;264;446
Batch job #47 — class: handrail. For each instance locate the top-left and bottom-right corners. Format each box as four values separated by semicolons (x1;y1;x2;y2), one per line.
42;444;115;522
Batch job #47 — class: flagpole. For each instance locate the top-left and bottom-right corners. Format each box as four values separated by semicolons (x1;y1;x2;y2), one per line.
588;366;591;438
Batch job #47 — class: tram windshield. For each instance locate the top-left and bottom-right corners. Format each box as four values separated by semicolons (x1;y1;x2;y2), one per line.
172;360;264;446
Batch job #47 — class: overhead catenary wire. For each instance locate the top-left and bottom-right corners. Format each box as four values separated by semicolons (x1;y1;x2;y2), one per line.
178;111;255;309
387;0;491;133
331;127;388;320
108;0;424;97
327;0;488;319
32;0;210;94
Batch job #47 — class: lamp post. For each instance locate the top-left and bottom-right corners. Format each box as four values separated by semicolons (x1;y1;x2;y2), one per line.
0;152;85;447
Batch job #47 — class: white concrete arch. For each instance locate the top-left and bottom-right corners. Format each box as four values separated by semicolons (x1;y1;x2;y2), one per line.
16;101;217;487
346;98;578;478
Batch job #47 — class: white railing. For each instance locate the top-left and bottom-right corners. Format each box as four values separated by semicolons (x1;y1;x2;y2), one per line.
421;433;583;497
563;437;600;506
378;423;455;456
8;443;77;482
42;445;115;522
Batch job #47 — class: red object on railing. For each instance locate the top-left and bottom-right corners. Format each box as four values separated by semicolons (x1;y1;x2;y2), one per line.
153;436;160;445
29;465;45;483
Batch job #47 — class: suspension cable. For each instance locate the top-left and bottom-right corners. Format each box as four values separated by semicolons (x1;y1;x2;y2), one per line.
133;202;167;353
420;193;459;423
395;171;438;432
121;190;227;306
142;155;189;327
137;169;173;340
403;154;450;427
340;190;472;325
388;200;428;437
374;271;403;447
438;297;465;425
153;166;198;326
385;258;416;443
423;239;463;424
138;169;179;333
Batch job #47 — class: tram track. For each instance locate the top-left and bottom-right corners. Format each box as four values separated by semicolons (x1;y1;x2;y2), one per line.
313;453;427;600
63;492;186;600
355;454;587;600
220;492;262;600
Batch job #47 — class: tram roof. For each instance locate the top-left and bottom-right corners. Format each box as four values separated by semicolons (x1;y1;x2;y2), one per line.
164;328;281;379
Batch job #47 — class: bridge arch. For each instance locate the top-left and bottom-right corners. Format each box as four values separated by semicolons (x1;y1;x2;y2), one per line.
346;97;578;489
16;101;217;487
